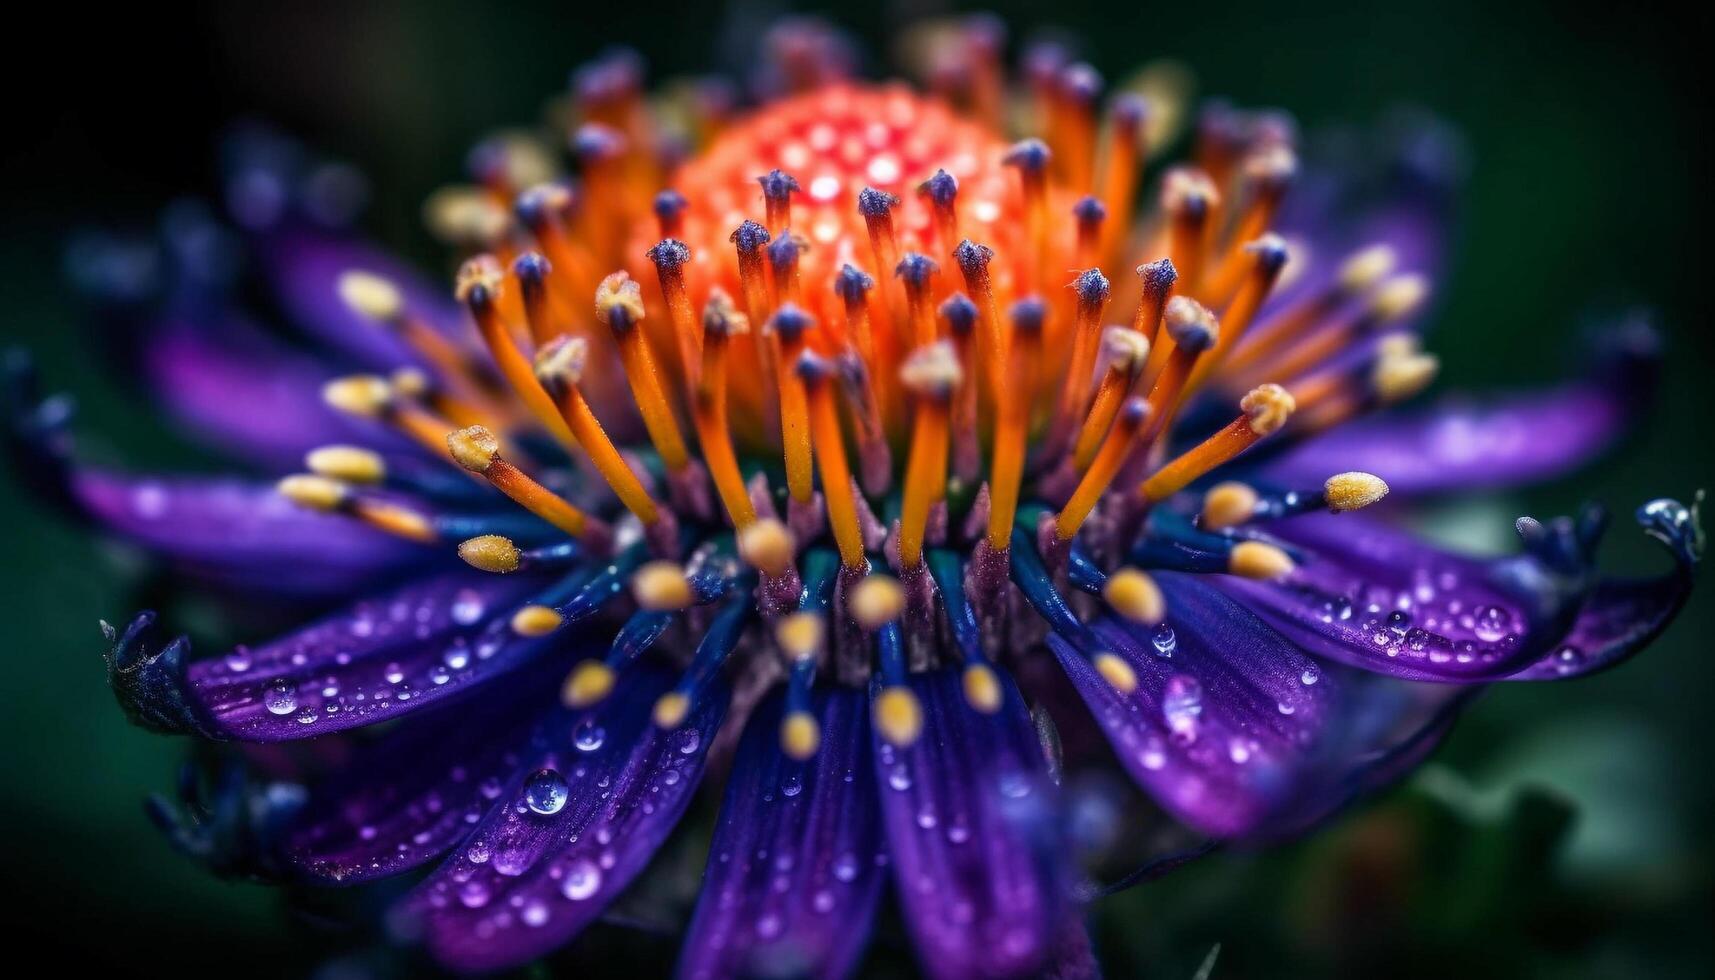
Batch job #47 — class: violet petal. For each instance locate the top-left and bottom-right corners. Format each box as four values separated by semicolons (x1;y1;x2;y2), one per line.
1209;512;1584;682
74;470;430;597
679;688;884;980
181;569;568;740
406;671;726;973
283;679;581;884
259;231;469;370
876;670;1071;980
145;316;411;469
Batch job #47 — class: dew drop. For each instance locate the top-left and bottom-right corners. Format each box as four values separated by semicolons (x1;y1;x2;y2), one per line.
574;719;606;752
1162;674;1203;742
561;859;602;900
524;768;569;815
263;679;298;716
1150;624;1177;656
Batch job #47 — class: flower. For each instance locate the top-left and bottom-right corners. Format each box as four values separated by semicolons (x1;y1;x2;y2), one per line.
7;14;1700;978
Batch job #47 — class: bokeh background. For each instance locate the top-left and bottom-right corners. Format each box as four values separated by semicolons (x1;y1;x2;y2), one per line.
2;0;1710;975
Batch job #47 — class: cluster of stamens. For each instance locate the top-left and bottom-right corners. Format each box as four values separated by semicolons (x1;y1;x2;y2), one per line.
278;47;1425;759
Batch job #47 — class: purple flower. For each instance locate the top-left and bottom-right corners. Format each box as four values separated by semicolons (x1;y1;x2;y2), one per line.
8;19;1698;978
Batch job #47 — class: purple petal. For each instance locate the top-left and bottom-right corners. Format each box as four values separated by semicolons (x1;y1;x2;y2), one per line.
145;316;411;469
1210;512;1578;682
877;670;1071;980
74;470;428;597
183;570;558;740
1260;384;1629;497
1051;573;1341;838
679;689;884;980
1054;574;1477;840
1509;497;1700;681
284;684;576;884
405;672;726;973
260;232;469;370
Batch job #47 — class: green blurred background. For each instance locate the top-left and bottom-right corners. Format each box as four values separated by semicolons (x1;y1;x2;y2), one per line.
2;0;1709;975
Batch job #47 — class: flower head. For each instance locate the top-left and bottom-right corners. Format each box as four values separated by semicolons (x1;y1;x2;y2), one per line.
8;13;1699;978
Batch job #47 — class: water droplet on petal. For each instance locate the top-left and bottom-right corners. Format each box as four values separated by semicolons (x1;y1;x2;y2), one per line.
263;679;298;716
524;768;569;815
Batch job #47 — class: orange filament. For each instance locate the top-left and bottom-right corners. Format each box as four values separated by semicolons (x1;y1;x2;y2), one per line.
1136;297;1220;447
514;253;565;347
1050;271;1112;447
897;256;940;348
954;241;1006;398
1097;99;1147;263
648;241;703;393
533;338;662;526
1161;168;1217;298
1219;245;1398;381
1183;237;1288;398
898;342;960;568
458;259;583;451
1056;396;1150;540
691;298;758;528
1139;384;1295;502
1131;259;1178;345
771;307;817;503
800;356;866;568
596;272;691;472
1072;328;1151;471
447;426;601;543
986;300;1045;549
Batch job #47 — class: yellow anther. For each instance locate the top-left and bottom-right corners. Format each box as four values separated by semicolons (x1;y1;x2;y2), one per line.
1103;568;1166;625
1228;541;1296;580
321;375;394;417
533;336;589;390
562;661;616;708
780;710;821;760
424;186;510;248
1324;472;1390;513
738;519;796;577
337;270;403;323
1374;351;1440;404
775;612;825;662
632;561;693;611
1366;274;1430;322
1201;481;1260;530
874;686;924;747
961;663;1003;714
653;691;691;729
446;425;501;473
1337;244;1397;295
306;445;386;484
849;575;905;631
276;473;348;510
1093;652;1138;695
1240;384;1296;436
456;534;520;574
510;604;564;636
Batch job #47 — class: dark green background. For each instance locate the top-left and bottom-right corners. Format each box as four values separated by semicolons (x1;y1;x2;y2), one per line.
2;1;1709;974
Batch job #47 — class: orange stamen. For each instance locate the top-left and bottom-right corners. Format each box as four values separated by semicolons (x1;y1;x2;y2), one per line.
647;239;703;393
770;304;817;503
447;426;605;545
1072;327;1151;471
799;353;866;569
595;272;690;472
898;342;960;568
1139;384;1295;502
1056;396;1151;540
691;292;758;528
986;298;1046;549
455;257;582;452
532;337;662;526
